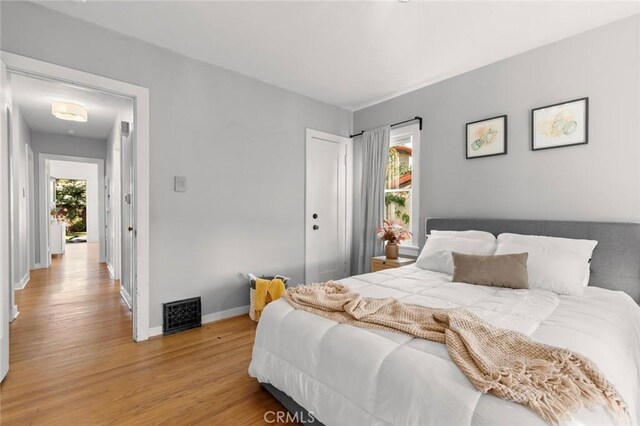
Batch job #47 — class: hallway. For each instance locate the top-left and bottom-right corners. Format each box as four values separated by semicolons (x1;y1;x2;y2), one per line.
0;244;287;425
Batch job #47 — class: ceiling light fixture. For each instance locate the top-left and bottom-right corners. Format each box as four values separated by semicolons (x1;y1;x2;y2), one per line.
51;102;88;122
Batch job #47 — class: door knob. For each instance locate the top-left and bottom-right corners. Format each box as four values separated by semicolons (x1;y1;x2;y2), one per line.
312;213;318;219
128;226;133;232
313;225;319;230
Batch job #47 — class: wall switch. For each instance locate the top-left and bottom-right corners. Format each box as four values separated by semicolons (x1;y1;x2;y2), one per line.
174;176;187;192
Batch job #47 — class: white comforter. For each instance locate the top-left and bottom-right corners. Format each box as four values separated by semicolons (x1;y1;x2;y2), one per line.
249;266;640;425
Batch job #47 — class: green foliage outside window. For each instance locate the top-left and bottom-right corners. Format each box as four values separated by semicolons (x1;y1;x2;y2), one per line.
385;146;412;226
55;179;87;234
386;147;412;189
384;192;410;226
385;193;406;207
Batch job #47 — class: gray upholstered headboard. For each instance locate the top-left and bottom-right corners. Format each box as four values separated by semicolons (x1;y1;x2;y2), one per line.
426;218;640;302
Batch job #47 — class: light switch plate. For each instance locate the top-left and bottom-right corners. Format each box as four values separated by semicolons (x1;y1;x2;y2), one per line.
174;176;187;192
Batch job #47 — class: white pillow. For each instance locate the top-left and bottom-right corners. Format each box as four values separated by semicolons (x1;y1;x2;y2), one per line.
430;230;496;243
495;233;597;296
416;235;497;275
583;264;591;287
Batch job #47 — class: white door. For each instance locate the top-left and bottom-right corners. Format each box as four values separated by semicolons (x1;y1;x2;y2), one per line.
120;122;134;310
1;59;12;382
305;129;351;284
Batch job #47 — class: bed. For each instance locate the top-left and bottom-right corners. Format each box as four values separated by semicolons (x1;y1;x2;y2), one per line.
249;219;640;425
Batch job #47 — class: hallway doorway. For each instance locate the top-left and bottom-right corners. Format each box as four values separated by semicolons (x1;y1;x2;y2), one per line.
43;156;106;267
1;52;151;384
1;59;137;380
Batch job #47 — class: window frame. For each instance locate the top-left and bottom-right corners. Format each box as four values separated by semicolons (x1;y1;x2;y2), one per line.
386;123;420;256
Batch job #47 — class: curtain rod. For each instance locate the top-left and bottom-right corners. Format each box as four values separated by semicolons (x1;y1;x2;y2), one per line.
350;116;422;139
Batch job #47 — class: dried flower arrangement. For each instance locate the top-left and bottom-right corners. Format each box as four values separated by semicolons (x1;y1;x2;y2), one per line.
377;219;411;244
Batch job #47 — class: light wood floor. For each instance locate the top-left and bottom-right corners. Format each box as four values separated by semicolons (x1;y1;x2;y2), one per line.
0;243;291;425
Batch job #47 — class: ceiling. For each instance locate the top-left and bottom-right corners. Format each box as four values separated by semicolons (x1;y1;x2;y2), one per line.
10;73;130;139
38;1;640;111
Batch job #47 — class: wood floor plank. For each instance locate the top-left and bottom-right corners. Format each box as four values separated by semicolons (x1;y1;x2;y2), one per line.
0;243;295;425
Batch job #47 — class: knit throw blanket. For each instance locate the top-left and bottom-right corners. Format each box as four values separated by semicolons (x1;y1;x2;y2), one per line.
283;282;628;425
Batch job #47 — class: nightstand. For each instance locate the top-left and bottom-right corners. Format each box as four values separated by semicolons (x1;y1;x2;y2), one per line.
371;256;416;272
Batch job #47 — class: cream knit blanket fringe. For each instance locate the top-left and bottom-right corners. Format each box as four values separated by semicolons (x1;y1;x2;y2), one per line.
284;282;629;425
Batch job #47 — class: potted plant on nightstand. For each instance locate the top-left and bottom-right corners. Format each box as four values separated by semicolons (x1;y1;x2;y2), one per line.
377;219;411;260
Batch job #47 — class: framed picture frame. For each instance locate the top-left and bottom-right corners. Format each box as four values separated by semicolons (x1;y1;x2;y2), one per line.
465;115;507;159
531;97;588;151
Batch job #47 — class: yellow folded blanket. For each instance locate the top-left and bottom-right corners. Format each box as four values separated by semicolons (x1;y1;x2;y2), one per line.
254;278;285;321
284;282;629;425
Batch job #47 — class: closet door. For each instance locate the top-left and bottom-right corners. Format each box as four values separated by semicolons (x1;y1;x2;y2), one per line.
305;129;351;284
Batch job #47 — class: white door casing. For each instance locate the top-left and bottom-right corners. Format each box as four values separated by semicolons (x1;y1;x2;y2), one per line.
27;146;35;269
0;58;11;382
2;51;150;341
305;129;352;284
6;90;17;323
41;158;51;267
40;155;107;267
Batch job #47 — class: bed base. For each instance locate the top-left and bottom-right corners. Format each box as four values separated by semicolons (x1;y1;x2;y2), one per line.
260;383;325;425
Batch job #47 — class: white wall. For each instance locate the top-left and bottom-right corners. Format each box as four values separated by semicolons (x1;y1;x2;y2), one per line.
30;131;106;264
9;106;31;288
353;15;640;248
1;2;352;328
49;160;100;243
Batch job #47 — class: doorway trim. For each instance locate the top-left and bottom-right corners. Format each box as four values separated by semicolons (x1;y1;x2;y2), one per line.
1;51;150;341
304;128;353;284
27;145;36;270
39;154;105;264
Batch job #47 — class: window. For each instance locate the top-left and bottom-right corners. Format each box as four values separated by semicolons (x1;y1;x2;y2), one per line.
384;123;420;250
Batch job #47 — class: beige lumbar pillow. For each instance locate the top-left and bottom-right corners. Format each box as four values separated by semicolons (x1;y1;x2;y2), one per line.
452;252;529;289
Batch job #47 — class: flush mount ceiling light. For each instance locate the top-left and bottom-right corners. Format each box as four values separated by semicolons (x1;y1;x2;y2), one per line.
51;102;88;122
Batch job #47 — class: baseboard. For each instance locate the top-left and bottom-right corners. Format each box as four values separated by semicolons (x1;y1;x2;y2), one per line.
148;325;163;337
120;286;132;310
32;263;45;270
148;304;250;338
201;305;249;324
11;304;19;321
106;262;117;280
15;272;30;290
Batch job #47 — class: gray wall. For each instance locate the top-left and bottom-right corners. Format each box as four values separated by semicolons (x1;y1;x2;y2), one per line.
30;131;107;265
1;2;352;327
9;107;31;290
354;15;640;248
31;131;107;161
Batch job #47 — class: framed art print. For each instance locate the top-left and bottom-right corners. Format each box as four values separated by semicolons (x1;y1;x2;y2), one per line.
532;97;588;151
465;115;507;159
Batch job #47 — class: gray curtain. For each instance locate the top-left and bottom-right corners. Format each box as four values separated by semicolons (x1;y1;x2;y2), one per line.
354;126;390;274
